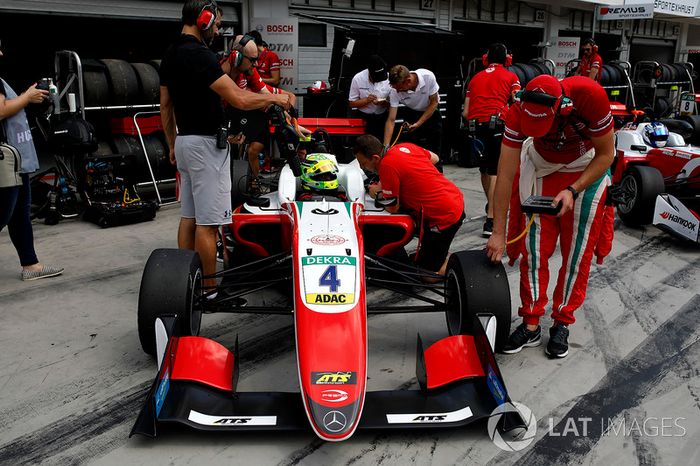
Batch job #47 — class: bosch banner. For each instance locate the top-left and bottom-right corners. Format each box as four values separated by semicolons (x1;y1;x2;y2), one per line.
252;17;299;92
546;38;580;79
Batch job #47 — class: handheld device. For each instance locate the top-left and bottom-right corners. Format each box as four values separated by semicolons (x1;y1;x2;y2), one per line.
521;195;562;215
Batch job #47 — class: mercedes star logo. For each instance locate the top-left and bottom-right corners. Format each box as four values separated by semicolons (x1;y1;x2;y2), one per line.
322;410;347;433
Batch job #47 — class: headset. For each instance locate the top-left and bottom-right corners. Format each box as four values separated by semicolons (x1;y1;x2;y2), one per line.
582;38;598;53
196;1;218;31
482;43;513;67
516;87;574;117
229;34;255;67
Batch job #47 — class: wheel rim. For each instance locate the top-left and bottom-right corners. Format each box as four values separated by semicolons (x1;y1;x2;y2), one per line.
189;268;203;335
618;174;638;214
445;270;463;335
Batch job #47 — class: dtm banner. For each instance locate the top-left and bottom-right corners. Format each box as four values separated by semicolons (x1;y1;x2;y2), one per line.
597;2;654;20
654;0;698;17
252;17;299;92
546;38;580;79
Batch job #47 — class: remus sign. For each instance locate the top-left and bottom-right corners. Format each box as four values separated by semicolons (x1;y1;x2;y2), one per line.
597;3;654;20
252;17;299;92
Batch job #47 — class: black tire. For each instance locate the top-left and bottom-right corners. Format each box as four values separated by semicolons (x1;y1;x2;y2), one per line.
131;63;160;104
82;65;110;108
138;249;203;356
521;64;538;85
142;134;167;181
654;97;671;118
507;64;528;87
101;59;139;105
231;159;251;207
616;165;665;226
445;250;511;352
681;115;700;144
529;62;550;77
148;59;162;72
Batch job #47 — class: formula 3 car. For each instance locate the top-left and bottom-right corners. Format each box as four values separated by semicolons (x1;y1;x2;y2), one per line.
131;108;523;442
611;121;700;243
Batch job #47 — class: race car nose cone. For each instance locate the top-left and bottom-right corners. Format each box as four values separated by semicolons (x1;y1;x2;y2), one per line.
307;398;360;439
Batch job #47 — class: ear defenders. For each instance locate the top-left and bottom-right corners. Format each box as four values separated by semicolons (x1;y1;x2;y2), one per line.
482;44;513;67
196;1;218;31
230;34;254;67
516;89;574;117
583;39;598;53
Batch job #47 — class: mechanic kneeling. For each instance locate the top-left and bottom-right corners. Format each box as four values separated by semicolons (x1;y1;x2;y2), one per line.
353;135;465;279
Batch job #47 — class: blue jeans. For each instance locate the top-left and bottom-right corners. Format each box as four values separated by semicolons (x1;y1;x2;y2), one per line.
0;173;39;266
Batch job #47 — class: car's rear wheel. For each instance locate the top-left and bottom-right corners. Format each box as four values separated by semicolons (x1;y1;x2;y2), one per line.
138;248;203;356
617;165;665;226
445;250;511;351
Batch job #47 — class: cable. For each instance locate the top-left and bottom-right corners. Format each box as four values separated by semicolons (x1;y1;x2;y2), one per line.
506;213;536;245
389;122;411;148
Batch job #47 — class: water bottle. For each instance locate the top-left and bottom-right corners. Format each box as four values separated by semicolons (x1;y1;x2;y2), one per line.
48;79;60;114
258;151;265;172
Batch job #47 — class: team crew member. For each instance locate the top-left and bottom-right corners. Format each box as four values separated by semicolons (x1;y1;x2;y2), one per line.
486;75;615;359
160;1;290;293
463;43;521;237
349;55;391;140
248;30;281;87
353;135;465;278
221;34;296;180
384;65;442;157
576;38;602;82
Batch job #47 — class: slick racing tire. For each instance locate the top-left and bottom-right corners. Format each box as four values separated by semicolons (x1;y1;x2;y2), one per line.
617;165;665;226
231;159;251;207
445;250;511;351
138;248;203;356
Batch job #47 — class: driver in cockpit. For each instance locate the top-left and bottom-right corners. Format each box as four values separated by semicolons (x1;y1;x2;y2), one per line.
297;154;347;202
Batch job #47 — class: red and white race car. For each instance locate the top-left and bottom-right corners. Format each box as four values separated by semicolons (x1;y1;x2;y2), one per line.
131;111;523;442
612;121;700;242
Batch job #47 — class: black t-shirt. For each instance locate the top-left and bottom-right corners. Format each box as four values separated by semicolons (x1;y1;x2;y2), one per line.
160;34;225;136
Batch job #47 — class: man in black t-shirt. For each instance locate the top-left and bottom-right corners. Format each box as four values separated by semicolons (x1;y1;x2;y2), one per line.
160;0;290;292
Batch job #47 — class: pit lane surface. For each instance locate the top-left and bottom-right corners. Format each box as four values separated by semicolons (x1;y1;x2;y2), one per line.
0;165;698;466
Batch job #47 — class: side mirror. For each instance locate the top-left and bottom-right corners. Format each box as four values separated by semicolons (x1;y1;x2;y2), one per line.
630;144;647;152
374;194;397;210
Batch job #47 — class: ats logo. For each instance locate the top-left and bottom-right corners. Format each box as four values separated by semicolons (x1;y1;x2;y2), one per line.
660;211;697;231
413;415;447;422
213;418;252;424
312;371;357;385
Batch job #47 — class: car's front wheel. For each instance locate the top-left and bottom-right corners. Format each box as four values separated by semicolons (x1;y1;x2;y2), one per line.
137;248;203;356
617;165;665;226
445;250;511;352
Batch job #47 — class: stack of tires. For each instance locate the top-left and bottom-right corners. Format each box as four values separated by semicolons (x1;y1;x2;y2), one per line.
82;59;161;107
506;61;551;87
599;63;628;87
106;133;175;183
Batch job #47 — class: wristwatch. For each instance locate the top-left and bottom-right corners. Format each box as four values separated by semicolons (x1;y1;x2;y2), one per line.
566;185;579;200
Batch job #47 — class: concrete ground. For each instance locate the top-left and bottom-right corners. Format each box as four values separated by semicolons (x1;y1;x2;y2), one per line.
0;164;698;466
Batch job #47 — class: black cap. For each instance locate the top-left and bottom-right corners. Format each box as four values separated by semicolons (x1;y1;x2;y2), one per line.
367;54;387;82
247;30;263;46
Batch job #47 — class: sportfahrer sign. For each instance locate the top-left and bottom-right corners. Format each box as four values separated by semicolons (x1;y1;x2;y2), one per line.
597;3;654;20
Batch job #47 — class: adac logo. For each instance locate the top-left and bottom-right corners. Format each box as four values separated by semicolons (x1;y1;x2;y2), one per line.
306;293;354;304
312;371;357;385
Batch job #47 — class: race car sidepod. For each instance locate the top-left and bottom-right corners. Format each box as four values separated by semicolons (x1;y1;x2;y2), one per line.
130;314;525;440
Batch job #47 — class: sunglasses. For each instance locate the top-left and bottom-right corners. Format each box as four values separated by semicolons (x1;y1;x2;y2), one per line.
582;48;592;52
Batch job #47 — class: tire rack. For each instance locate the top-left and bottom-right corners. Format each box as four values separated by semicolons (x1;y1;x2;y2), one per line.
631;61;695;117
54;50;177;206
565;59;637;110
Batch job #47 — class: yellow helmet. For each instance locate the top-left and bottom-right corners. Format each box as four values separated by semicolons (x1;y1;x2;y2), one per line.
300;154;339;191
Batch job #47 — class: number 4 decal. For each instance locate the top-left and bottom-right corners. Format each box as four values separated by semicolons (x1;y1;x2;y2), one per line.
319;265;341;292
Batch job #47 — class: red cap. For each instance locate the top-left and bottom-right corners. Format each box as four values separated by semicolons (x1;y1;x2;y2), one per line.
520;75;562;138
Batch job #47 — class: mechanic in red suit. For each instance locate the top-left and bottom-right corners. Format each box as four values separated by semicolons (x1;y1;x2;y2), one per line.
486;74;615;359
463;43;521;237
220;34;296;182
576;38;602;82
353;134;465;279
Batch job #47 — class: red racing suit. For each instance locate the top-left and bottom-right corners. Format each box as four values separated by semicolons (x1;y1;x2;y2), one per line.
502;76;615;326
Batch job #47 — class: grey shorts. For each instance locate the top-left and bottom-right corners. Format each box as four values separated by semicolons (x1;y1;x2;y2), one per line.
175;135;232;225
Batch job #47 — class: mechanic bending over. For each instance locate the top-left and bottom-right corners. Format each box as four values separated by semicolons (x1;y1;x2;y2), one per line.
220;34;298;184
463;43;521;237
353;134;465;279
160;0;290;294
486;75;615;359
384;65;443;159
